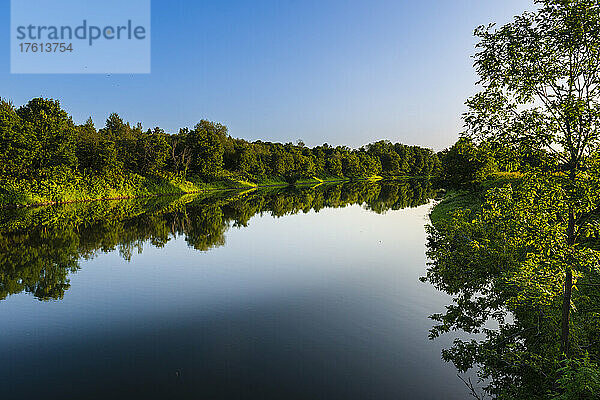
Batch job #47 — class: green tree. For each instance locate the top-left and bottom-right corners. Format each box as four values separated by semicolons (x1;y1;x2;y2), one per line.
1;96;443;204
0;99;26;177
186;120;226;179
425;174;600;398
136;127;170;174
326;150;343;177
100;113;136;173
75;117;120;175
341;152;361;177
440;138;498;187
463;0;600;357
16;98;77;176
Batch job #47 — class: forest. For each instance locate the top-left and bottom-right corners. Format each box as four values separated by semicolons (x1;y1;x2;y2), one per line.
0;98;440;206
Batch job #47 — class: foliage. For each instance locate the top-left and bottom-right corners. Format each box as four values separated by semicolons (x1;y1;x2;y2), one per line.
426;172;600;398
553;355;600;400
0;98;440;206
438;138;498;187
426;2;600;395
452;0;600;376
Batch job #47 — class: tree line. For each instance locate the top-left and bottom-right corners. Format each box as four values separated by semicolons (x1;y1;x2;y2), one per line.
0;98;440;185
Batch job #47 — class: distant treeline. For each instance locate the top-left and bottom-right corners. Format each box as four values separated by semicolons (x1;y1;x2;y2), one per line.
436;137;554;188
0;98;440;185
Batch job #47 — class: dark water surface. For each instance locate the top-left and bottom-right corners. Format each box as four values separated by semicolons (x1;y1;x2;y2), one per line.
0;181;468;399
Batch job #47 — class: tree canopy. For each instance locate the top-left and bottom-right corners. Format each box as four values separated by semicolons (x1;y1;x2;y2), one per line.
0;98;440;192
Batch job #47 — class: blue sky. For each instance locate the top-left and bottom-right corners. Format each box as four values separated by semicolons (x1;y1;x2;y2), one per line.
1;0;532;150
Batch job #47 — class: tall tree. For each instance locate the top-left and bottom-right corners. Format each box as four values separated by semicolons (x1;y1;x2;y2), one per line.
186;120;226;179
463;0;600;357
16;98;77;175
0;99;25;177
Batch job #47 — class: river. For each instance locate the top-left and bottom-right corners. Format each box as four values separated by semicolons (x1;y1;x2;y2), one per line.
0;181;469;399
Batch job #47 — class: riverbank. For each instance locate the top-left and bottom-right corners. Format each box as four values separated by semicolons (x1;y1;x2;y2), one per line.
0;173;391;208
428;172;523;226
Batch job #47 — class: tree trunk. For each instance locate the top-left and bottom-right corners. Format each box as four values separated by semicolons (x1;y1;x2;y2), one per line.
560;268;573;357
560;208;575;357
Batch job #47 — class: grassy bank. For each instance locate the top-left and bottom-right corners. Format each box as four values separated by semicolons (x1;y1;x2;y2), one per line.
0;174;253;207
0;173;396;208
429;190;481;225
429;172;523;226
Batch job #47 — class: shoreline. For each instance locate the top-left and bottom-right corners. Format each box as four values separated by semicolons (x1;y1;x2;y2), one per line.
428;172;523;226
0;176;410;210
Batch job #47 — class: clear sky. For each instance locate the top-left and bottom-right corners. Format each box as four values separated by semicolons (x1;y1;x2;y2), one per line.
1;0;533;150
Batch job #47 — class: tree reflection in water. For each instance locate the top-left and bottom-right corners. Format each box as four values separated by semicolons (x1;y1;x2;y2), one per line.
0;180;435;301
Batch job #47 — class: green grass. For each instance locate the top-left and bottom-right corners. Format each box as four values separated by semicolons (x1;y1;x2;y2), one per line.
192;177;257;190
256;175;349;187
0;173;264;207
256;176;289;186
294;178;325;185
429;171;523;226
0;174;199;206
0;171;432;208
480;171;523;190
429;190;481;225
294;176;345;185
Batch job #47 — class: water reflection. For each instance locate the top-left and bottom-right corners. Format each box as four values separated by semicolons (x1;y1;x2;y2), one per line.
0;180;435;301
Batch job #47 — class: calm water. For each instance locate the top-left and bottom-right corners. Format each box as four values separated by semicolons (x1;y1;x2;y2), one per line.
0;182;468;399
